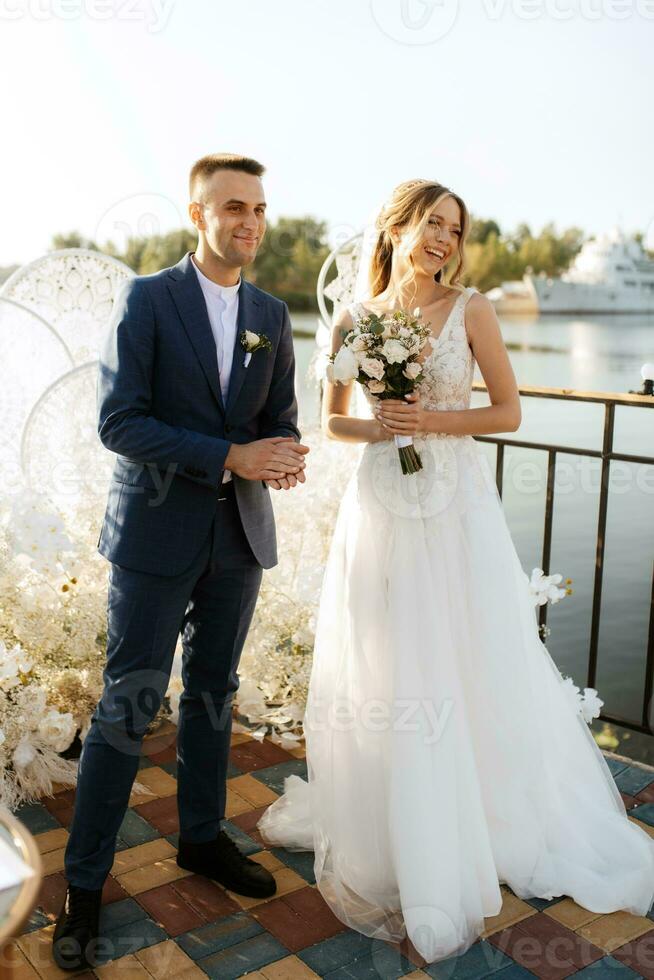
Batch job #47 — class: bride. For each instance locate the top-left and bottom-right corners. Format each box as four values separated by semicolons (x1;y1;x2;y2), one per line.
257;179;654;964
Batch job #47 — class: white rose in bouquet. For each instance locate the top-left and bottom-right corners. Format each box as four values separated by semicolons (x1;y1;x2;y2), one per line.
332;346;359;383
382;339;410;364
360;357;384;380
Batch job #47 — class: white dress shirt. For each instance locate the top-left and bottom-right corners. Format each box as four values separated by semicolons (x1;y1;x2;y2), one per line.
191;254;241;484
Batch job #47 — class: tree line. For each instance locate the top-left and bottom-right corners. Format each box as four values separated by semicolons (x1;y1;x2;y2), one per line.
8;217;646;309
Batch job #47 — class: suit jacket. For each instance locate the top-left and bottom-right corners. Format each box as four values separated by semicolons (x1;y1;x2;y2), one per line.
96;250;301;575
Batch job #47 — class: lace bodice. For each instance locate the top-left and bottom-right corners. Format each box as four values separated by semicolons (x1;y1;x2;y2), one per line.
349;286;477;414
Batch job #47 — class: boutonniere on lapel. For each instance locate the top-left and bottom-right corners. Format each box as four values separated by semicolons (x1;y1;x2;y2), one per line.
240;329;272;367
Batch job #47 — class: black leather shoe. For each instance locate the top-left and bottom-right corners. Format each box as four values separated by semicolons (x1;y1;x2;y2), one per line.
177;830;277;898
52;882;103;970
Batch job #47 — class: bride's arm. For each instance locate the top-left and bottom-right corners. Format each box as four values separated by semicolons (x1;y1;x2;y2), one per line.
321;308;390;444
377;293;522;437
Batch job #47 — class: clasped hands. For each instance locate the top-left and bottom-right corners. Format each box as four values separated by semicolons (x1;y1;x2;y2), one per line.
374;392;426;438
225;436;310;490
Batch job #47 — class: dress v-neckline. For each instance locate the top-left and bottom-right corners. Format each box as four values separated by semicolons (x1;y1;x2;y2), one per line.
355;289;466;367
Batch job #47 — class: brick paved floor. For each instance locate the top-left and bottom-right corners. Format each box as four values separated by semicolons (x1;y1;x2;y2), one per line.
7;723;654;979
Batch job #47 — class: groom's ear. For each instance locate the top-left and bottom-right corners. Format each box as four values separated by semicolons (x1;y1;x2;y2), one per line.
188;201;204;230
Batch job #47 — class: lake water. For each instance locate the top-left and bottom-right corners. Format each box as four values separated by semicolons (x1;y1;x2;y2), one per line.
290;310;654;763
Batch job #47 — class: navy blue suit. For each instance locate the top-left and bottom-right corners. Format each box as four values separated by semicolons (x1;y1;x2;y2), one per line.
64;251;301;889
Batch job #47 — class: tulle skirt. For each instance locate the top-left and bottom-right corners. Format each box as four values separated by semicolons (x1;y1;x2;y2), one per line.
257;432;654;964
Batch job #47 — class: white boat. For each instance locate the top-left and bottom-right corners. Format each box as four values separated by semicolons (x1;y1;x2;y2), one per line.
485;228;654;315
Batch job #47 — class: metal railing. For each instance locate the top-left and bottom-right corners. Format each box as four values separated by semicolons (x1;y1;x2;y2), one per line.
472;381;654;737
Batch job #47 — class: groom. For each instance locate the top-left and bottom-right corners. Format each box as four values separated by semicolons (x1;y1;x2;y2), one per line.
53;153;309;970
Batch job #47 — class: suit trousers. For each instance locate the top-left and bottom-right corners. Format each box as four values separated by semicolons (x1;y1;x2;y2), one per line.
64;481;264;890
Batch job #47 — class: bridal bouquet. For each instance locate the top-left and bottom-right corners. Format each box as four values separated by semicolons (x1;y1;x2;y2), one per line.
327;308;432;475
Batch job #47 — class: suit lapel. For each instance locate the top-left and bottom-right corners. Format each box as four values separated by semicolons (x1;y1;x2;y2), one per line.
226;280;262;415
167;252;267;418
167;252;225;414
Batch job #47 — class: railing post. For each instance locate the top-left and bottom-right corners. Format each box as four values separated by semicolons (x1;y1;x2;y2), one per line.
495;443;504;499
587;402;615;690
539;449;557;632
643;562;654;733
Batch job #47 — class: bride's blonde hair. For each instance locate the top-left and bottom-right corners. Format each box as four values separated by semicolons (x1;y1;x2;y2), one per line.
369;179;469;302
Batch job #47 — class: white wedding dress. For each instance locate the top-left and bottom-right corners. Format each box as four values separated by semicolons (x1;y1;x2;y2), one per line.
257;286;654;963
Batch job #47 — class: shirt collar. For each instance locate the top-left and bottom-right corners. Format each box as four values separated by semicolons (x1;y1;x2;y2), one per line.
191;253;241;302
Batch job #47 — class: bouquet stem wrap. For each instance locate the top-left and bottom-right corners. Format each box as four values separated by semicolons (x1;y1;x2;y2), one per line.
394;434;423;475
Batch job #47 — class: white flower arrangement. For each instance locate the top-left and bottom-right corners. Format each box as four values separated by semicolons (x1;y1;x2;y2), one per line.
527;567;572;606
0;491;108;808
526;566;603;724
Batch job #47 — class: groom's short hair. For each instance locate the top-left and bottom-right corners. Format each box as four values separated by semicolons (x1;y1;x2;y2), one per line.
189;153;266;200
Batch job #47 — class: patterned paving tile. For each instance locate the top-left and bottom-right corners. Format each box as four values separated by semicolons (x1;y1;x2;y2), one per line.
488;912;606;978
115;856;192;896
268;846;316;885
133;796;179;837
424;938;514;977
15;802;62;835
250;759;308;795
252;954;322;978
230;739;297;773
196;931;290;980
17;922;91;978
11;733;654;980
117;808;161;847
221;819;263;856
573;953;643;977
614;766;654;797
176;912;264;960
576;911;654;953
250;885;346;952
100;898;149;932
134;938;206;978
480;888;538;937
128;767;177;805
35;828;69;854
604;757;631;778
636;783;654;805
94;915;169;965
227;866;308;911
611;927;654;977
628;802;654;827
229;804;272;850
170;874;242;921
226;786;258;819
2;941;43;979
296;930;375;974
227;774;281;808
111;839;177;876
543;897;604;931
134;882;205;936
94;952;151;978
40;847;67;876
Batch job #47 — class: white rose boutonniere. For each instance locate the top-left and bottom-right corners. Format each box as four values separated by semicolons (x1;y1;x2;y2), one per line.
240;329;272;367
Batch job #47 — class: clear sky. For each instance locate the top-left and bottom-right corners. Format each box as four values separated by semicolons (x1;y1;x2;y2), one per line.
1;0;652;265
